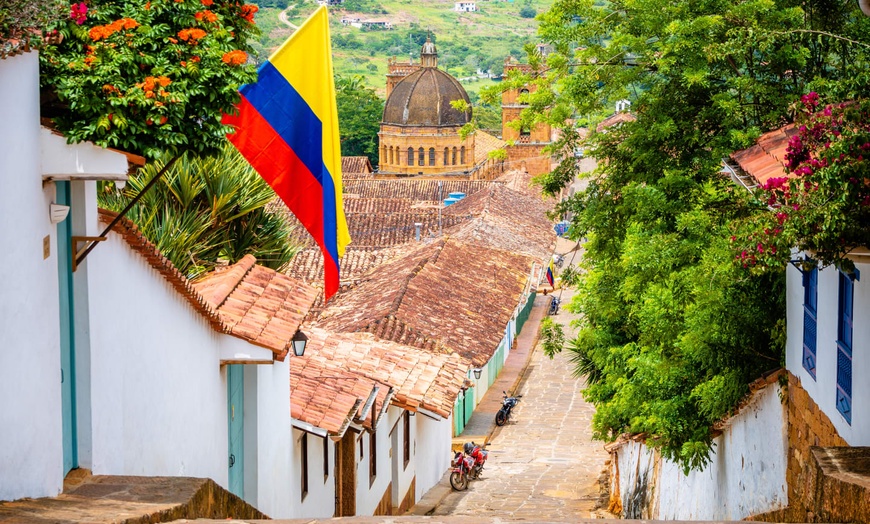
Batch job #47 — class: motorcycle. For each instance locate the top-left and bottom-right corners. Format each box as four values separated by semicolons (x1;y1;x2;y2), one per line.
548;296;560;316
466;441;488;480
495;391;521;426
449;449;475;491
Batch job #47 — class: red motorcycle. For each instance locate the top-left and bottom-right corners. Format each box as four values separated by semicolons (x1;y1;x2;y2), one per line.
449;442;488;491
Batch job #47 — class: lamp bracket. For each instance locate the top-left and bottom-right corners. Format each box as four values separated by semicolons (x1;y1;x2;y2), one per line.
72;236;107;272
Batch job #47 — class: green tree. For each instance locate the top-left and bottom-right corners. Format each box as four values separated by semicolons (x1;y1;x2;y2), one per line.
526;0;870;470
40;0;259;159
336;74;384;167
99;145;300;279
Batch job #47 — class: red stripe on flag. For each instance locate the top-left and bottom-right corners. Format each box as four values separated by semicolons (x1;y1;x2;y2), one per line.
224;97;340;297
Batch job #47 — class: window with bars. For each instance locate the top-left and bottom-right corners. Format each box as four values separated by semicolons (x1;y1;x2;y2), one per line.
429;147;435;166
836;270;856;424
803;267;818;378
418;147;425;166
323;437;329;481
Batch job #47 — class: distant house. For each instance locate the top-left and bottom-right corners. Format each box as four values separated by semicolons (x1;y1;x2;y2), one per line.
361;20;394;30
454;1;477;11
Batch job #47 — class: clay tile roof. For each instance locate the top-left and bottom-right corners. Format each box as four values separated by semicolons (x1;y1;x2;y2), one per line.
474;130;507;164
342;156;374;176
99;210;317;360
730;124;798;186
442;183;554;260
342;179;492;201
596;112;636;133
314;237;536;367
290;354;392;436
193;256;319;360
299;328;469;418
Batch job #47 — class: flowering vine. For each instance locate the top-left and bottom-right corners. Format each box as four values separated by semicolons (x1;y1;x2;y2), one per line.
733;94;870;271
40;0;260;159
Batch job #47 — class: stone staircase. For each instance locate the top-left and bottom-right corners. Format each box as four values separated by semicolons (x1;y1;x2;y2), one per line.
0;473;266;523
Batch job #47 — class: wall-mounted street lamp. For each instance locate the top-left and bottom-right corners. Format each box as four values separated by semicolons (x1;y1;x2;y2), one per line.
473;368;482;380
292;330;308;357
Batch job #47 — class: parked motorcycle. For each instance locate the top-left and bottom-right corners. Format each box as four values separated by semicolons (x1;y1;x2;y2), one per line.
495;391;521;426
548;296;560;316
465;441;488;480
449;449;475;491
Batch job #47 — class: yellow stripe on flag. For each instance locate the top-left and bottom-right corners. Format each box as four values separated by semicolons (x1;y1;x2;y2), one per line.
269;5;350;256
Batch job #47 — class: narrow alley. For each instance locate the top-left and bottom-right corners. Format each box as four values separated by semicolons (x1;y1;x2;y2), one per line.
431;259;612;519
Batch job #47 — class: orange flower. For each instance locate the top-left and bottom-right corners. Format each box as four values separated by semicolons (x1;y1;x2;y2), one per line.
158;76;171;87
201;0;213;5
84;55;96;66
122;18;138;29
180;60;187;67
160;116;168;125
88;18;138;41
145;91;154;98
178;28;206;43
191;55;200;62
189;28;206;40
239;4;258;23
221;49;247;66
195;10;217;22
145;1;150;9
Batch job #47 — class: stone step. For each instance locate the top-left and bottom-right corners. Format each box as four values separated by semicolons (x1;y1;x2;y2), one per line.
0;475;266;523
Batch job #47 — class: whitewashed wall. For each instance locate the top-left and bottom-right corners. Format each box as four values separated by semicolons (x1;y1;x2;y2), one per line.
85;231;297;516
613;383;788;520
291;427;335;518
355;421;392;515
385;407;415;509
786;260;870;444
0;51;65;501
415;413;452;500
247;357;296;517
86;234;229;481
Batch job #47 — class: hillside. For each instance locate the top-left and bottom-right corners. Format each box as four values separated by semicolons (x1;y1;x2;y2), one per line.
251;0;551;98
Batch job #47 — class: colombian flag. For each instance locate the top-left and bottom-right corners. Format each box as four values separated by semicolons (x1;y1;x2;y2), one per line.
546;258;555;287
223;6;350;299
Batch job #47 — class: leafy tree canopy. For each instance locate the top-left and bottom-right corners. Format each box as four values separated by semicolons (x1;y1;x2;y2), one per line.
99;146;300;279
40;0;260;159
525;0;870;470
336;74;384;167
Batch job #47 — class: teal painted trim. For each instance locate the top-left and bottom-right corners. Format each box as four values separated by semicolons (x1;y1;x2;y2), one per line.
227;365;245;498
515;292;536;334
464;387;474;423
56;181;77;475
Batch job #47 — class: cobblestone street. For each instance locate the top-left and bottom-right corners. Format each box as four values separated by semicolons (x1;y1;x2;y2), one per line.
432;269;611;519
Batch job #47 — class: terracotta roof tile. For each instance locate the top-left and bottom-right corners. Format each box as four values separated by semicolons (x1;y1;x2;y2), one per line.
342;156;374;176
342;179;492;201
298;328;468;419
596;112;636;132
474;130;508;165
314;238;536;367
730;125;798;186
193;257;319;359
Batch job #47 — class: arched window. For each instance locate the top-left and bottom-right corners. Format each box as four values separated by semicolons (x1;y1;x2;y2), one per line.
388;146;394;165
519;88;530;103
381;145;386;165
452;147;458;165
429;147;435;166
444;147;449;166
520;126;531;137
418;147;425;166
460;146;466;164
407;147;414;166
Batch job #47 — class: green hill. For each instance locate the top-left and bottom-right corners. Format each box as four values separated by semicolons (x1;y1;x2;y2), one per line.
251;0;550;99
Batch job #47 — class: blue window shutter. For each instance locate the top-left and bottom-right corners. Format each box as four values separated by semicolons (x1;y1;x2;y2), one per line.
836;271;853;424
802;268;818;378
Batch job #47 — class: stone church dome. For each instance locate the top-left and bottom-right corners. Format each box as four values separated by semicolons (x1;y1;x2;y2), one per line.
382;67;472;127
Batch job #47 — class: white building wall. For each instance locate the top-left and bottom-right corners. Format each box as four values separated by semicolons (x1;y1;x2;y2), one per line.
250;359;296;517
785;260;870;445
0;51;65;501
86;234;228;483
415;414;452;500
386;407;415;508
291;428;335;518
355;423;392;515
614;383;787;520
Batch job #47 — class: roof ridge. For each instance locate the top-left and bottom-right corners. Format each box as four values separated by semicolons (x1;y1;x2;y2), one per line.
200;254;257;309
